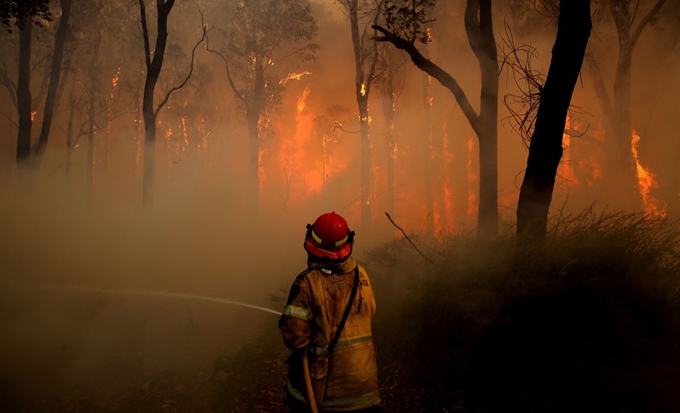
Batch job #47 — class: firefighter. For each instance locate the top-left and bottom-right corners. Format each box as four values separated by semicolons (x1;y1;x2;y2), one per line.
279;212;380;413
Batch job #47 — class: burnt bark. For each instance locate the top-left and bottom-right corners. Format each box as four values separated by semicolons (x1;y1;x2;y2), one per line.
516;0;592;243
33;0;71;167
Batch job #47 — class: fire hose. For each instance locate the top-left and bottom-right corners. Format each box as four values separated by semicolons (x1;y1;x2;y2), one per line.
302;348;320;413
35;285;321;411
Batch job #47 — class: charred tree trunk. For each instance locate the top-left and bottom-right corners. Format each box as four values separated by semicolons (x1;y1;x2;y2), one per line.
16;14;32;163
33;0;71;168
139;0;175;204
516;0;592;243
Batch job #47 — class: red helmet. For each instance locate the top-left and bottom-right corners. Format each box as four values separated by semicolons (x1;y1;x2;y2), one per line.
304;212;355;261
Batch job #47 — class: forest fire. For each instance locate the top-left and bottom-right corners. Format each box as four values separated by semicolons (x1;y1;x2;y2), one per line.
632;130;666;217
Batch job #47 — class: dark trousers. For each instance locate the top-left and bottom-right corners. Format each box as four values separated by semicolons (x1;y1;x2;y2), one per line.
286;396;381;413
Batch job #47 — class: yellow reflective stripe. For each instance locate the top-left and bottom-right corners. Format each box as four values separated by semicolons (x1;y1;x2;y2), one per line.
286;380;309;404
283;305;312;320
335;235;348;246
320;390;380;408
309;335;373;355
311;230;323;244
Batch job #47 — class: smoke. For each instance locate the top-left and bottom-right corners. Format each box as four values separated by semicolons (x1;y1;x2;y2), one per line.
1;0;679;410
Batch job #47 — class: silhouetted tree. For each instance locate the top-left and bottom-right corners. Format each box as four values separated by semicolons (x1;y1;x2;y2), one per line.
374;0;500;236
0;0;50;30
137;0;205;204
11;0;70;167
516;0;592;243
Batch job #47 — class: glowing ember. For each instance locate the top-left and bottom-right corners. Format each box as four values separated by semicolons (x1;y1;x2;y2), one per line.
556;117;579;192
110;67;121;99
30;111;37;121
631;130;666;217
279;71;312;86
360;82;366;97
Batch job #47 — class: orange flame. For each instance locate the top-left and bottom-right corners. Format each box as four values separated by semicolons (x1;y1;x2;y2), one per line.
556;117;579;193
632;130;666;217
279;71;312;86
442;124;454;232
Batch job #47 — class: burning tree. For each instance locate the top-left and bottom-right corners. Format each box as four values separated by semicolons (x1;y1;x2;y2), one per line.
336;0;383;230
374;0;500;237
586;0;667;209
205;0;318;214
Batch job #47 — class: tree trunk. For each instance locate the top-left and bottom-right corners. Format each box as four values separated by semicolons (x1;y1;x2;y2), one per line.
381;68;396;216
246;109;261;214
358;94;371;229
33;0;71;168
516;0;591;243
87;0;101;188
473;0;499;237
348;0;372;230
140;0;174;204
611;44;641;209
65;73;77;179
16;15;32;163
422;73;434;236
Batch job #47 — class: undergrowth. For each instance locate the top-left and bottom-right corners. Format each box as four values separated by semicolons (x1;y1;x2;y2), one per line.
367;210;680;412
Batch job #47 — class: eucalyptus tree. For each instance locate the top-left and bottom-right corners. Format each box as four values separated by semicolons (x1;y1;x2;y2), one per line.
205;0;318;213
374;0;500;236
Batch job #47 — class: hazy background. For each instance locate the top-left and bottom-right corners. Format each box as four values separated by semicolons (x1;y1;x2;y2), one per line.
1;0;679;411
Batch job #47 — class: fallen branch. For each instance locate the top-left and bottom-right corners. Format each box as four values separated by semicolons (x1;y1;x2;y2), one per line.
384;212;439;268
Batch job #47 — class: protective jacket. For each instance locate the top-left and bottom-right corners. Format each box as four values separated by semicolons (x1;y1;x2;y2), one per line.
279;256;380;412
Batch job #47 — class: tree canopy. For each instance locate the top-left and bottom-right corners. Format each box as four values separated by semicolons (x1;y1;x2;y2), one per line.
0;0;51;29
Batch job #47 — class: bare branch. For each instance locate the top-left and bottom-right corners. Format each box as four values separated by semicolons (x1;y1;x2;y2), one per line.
204;22;247;105
372;24;480;131
138;0;151;68
384;212;440;268
155;26;207;116
631;0;666;46
0;110;18;128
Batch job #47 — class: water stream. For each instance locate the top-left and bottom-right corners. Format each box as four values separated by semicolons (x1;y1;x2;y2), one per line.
39;285;282;316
